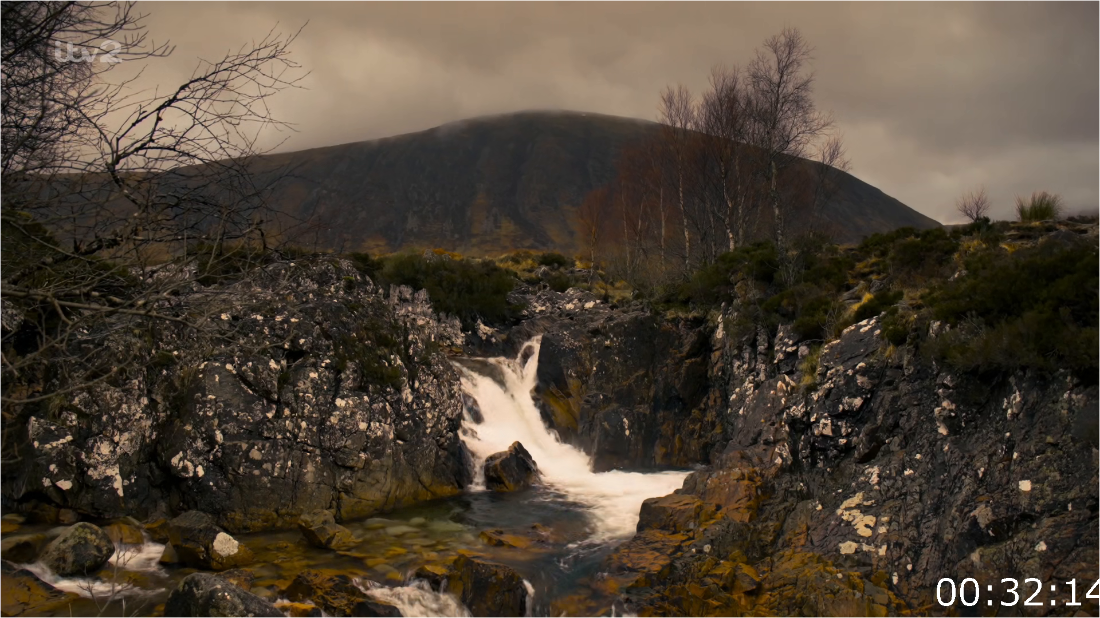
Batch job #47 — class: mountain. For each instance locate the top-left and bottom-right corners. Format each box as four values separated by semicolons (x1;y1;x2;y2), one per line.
255;110;940;254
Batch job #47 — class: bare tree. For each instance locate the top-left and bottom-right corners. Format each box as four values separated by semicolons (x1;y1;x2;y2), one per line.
1;1;305;436
747;27;834;248
956;186;990;223
576;184;609;285
658;85;696;271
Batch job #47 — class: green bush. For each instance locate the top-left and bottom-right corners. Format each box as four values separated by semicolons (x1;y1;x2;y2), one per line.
1016;191;1063;222
675;241;778;306
924;242;1098;377
886;228;958;281
350;252;521;328
853;289;903;323
536;252;572;269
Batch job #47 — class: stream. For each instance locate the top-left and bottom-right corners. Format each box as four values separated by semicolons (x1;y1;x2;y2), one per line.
7;337;691;616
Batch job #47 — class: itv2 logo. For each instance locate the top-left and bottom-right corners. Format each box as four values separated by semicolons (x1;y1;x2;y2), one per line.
54;40;123;64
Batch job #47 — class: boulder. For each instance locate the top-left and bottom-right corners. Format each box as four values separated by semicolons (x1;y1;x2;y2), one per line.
297;510;357;550
103;516;145;545
283;569;398;617
218;568;255;592
0;562;78;616
446;555;528;617
483;441;539;492
167;510;253;570
0;533;47;563
39;522;114;576
164;572;282;617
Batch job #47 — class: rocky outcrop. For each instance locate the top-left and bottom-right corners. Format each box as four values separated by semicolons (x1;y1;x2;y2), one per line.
297;510;357;550
4;258;472;532
167;510;253;571
483;441;539;492
588;314;1098;616
164;572;282;617
39;522;114;576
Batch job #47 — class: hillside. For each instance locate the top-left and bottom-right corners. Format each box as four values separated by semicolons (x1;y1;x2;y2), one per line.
255;111;939;254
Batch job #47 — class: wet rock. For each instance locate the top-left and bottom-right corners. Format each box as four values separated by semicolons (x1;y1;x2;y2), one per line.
274;601;324;617
103;516;145;545
483;441;539;492
164;572;282;617
0;562;78;616
446;555;528;617
298;510;357;550
168;510;253;570
159;543;181;565
218;568;255;591
143;518;170;543
0;533;46;563
39;522;114;576
637;494;711;533
283;569;387;617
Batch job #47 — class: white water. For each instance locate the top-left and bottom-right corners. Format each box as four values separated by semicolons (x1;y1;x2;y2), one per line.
458;336;689;541
18;540;166;600
362;579;471;617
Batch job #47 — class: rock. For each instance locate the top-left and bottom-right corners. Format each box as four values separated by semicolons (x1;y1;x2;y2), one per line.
0;533;47;563
637;494;710;533
218;568;255;591
446;555;528;617
39;522;114;576
4;259;470;532
159;543;181;565
103;516;145;545
144;518;170;543
274;601;324;617
283;569;384;617
351;597;403;617
0;562;78;616
483;441;539;492
168;510;253;570
164;572;282;617
298;510;357;550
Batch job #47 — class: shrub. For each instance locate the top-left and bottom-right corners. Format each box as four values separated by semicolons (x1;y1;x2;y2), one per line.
887;228;958;281
536;252;572;269
1015;191;1063;222
852;289;903;323
924;242;1098;377
351;252;521;328
799;344;822;391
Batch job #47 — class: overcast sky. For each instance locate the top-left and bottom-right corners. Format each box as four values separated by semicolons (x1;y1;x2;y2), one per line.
133;1;1098;224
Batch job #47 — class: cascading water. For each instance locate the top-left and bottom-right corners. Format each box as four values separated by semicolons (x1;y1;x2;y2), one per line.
456;336;689;541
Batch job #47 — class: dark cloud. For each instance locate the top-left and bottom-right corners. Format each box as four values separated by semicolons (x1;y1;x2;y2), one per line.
133;1;1098;222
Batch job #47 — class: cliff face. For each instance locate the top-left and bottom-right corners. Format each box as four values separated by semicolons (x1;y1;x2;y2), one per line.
484;283;1098;616
3;259;471;532
252;111;940;253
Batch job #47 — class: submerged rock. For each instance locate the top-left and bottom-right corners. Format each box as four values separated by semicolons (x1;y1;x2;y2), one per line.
168;510;253;570
283;569;399;617
39;522;114;576
483;441;539;492
164;572;282;617
297;510;357;550
0;562;78;616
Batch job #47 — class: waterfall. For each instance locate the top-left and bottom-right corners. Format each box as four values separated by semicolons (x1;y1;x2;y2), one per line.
457;336;689;541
